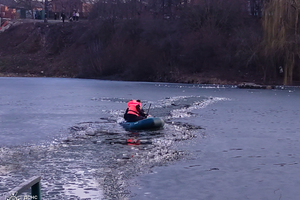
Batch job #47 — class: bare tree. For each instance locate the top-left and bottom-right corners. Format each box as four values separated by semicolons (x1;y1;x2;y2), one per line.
262;0;300;85
51;0;82;16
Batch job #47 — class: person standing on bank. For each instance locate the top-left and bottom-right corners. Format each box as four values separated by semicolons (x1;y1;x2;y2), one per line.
61;12;66;23
72;11;76;21
75;11;79;21
124;100;148;122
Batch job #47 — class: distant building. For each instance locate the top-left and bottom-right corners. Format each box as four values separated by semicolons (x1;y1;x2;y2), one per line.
0;4;16;19
16;1;44;19
0;0;44;19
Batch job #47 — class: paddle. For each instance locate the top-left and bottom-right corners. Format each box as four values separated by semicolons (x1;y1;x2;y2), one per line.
146;103;152;116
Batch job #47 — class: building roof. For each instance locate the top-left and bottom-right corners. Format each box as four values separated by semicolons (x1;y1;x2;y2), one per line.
0;0;44;10
0;0;16;7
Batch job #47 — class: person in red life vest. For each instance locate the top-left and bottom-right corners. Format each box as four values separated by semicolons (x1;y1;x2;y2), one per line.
124;99;147;122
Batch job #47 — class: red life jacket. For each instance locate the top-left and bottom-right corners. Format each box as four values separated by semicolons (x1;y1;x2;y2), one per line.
127;100;141;116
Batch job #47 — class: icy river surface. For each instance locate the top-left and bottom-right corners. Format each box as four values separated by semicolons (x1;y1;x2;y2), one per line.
0;77;299;200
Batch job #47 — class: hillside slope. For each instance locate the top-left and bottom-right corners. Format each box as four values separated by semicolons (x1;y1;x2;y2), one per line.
0;21;88;77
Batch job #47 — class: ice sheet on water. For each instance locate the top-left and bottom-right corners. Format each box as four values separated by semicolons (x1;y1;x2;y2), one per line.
169;96;230;119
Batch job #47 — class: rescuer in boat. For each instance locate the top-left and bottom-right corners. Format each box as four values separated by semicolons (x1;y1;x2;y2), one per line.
124;99;148;122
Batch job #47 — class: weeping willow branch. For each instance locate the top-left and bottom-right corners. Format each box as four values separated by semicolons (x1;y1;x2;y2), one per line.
262;0;300;85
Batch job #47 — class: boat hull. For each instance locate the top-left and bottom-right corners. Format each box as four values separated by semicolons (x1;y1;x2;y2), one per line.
120;117;165;130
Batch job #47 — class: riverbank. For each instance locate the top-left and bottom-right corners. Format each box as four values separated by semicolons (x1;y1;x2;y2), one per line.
0;72;248;85
0;19;284;86
0;70;270;87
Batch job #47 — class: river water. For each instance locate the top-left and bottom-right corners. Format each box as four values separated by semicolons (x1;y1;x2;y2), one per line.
0;77;299;200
